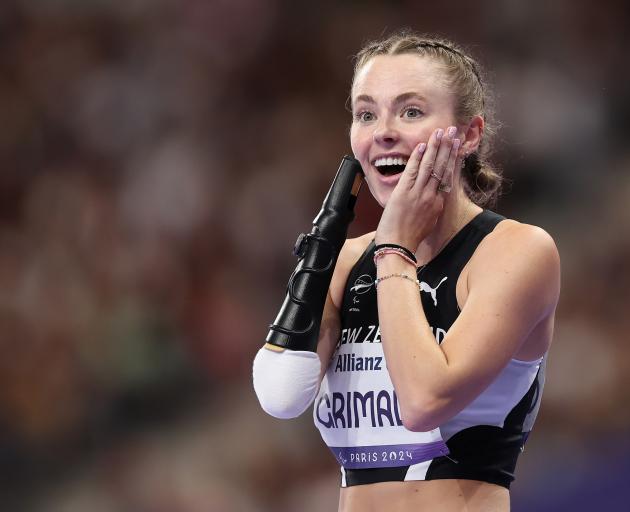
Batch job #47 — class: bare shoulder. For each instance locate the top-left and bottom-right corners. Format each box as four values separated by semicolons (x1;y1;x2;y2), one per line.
469;219;561;304
481;219;559;263
340;230;376;262
329;231;375;309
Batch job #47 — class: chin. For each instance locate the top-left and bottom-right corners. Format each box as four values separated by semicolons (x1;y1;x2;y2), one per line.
372;191;388;209
363;172;384;201
375;185;393;209
365;178;386;208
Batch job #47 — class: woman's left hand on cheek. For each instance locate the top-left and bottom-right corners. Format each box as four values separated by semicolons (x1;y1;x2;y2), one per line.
375;126;461;249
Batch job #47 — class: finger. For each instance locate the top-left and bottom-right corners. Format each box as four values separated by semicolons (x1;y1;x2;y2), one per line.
398;140;427;188
417;127;444;189
425;125;458;194
438;138;460;194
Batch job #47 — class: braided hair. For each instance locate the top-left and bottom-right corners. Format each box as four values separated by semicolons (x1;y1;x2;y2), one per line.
352;31;502;207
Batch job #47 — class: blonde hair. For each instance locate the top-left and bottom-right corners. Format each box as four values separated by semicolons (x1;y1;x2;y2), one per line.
353;30;502;207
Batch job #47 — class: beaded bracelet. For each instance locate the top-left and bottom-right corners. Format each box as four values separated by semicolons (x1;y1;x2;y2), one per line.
374;273;421;290
373;248;418;267
374;243;417;264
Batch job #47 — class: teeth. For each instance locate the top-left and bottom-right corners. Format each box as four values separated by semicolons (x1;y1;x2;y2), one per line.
374;156;408;167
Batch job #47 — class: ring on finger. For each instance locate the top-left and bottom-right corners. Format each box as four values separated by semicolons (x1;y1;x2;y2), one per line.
429;171;442;182
438;182;452;193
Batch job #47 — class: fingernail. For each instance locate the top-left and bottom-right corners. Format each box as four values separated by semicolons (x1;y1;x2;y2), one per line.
418;142;427;153
447;126;457;138
453;139;460;149
436;129;444;141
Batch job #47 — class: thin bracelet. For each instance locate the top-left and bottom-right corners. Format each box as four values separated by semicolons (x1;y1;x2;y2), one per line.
373;248;418;267
374;273;421;290
374;248;416;267
374;243;417;264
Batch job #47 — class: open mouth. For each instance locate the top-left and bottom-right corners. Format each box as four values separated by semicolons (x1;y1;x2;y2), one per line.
373;156;408;176
376;164;405;176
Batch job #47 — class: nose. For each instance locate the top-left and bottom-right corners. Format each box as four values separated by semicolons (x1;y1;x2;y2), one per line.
373;117;399;145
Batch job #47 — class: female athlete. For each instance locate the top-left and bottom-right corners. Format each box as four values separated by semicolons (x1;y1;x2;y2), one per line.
254;31;560;512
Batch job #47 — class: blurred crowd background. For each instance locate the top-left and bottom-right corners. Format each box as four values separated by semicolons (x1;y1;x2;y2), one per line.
1;0;629;510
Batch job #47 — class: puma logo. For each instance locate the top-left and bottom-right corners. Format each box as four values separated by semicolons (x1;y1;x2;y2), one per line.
420;276;448;306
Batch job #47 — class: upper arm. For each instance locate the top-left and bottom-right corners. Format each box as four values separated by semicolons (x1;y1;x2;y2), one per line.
316;233;373;381
436;223;560;411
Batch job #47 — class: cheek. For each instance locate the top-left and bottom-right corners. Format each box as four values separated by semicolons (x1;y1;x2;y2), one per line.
349;126;368;158
410;126;437;146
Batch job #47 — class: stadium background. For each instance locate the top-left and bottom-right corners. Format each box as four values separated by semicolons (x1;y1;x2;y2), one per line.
1;1;629;510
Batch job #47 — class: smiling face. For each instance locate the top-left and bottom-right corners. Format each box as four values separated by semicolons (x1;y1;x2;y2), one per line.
350;54;460;207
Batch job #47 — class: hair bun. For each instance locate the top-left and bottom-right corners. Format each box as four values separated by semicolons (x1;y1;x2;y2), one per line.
463;153;502;207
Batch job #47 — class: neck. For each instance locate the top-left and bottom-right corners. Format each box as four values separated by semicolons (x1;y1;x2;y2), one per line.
415;191;481;266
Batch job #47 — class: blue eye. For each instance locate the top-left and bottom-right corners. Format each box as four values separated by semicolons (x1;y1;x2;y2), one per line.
403;107;423;118
355;111;375;122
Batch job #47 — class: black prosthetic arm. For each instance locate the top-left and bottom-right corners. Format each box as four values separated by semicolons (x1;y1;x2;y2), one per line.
266;156;364;352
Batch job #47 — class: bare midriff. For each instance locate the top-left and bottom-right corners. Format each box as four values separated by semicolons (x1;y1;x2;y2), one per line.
338;479;510;512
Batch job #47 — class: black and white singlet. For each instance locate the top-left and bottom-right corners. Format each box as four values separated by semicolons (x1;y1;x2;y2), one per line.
313;210;546;489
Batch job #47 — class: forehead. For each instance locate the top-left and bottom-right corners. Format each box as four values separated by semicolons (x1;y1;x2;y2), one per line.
352;54;452;105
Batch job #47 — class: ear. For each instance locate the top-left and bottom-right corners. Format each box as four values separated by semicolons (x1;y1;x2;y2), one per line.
460;115;484;155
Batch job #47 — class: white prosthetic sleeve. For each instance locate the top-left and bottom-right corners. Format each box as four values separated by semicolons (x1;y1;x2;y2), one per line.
252;346;321;419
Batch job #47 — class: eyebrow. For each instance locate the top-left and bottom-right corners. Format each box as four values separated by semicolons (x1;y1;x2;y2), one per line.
352;92;427;108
